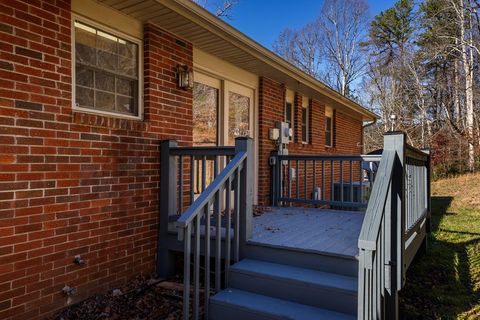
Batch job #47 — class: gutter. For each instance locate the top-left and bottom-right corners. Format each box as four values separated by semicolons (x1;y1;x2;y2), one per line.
363;119;377;128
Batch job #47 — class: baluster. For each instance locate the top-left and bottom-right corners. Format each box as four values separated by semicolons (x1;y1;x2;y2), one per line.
296;160;299;199
193;215;200;320
202;156;206;192
215;191;221;292
304;160;307;200
349;160;353;203
182;224;191;320
360;160;364;205
190;156;194;204
340;160;344;204
322;160;325;201
234;168;240;262
331;160;334;202
204;205;210;318
224;177;232;286
179;155;183;213
313;160;316;200
288;160;291;200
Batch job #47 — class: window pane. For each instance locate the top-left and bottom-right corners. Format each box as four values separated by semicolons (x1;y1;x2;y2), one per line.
75;23;96;65
76;66;94;88
326;117;332;131
97;50;117;72
118;56;136;77
302;107;307;125
326;131;332;146
97;30;117;53
285;102;292;125
193;82;218;146
116;95;135;114
302;125;307;142
117;78;134;96
95;71;115;92
228;91;250;145
95;91;115;110
76;86;94;107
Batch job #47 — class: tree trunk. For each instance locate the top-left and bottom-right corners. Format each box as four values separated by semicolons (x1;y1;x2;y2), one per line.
459;0;475;171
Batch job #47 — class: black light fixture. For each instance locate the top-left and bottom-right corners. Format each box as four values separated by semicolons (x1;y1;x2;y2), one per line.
177;64;193;89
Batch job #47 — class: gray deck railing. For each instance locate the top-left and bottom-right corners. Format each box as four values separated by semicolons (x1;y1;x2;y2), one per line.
159;138;253;320
357;132;431;320
270;154;379;209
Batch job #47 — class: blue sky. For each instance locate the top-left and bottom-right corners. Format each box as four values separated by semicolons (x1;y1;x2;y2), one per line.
221;0;398;49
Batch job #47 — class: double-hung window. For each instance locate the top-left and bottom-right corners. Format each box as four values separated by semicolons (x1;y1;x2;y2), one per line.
285;90;295;141
74;19;141;118
301;96;309;143
325;106;334;147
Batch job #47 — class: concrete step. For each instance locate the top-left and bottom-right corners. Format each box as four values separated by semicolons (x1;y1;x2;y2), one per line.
244;241;358;277
209;288;356;320
229;259;357;315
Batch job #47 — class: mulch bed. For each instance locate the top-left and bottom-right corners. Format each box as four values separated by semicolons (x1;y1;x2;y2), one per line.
51;275;188;320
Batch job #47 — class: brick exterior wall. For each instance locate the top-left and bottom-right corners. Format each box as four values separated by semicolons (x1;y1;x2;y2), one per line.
0;1;192;319
257;77;363;205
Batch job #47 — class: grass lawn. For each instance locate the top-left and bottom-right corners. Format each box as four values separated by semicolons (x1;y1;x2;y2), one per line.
400;174;480;319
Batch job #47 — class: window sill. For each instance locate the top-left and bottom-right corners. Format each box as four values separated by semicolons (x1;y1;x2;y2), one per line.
73;109;147;131
73;106;143;121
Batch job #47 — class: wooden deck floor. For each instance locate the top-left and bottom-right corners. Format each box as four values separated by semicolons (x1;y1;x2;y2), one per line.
251;207;365;257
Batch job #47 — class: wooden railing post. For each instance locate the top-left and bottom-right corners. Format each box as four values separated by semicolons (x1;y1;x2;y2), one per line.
236;137;254;258
425;150;432;233
157;140;178;278
383;132;406;319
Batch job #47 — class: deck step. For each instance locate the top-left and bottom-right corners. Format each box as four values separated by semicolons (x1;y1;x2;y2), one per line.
229;259;357;314
209;288;356;320
244;241;358;277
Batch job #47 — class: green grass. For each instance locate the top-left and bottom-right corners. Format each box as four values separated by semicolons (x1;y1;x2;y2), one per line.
400;174;480;319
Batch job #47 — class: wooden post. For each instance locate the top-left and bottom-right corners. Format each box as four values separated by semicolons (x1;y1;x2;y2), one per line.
236;137;254;258
383;132;406;320
157;140;178;278
425;150;432;233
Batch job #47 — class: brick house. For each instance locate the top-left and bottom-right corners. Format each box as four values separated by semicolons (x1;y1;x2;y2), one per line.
0;0;378;319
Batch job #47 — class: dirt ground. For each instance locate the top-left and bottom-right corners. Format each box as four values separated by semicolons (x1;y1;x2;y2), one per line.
50;275;187;320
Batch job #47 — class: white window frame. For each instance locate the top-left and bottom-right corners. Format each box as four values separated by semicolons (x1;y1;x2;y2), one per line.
325;106;334;147
71;15;144;120
301;96;309;144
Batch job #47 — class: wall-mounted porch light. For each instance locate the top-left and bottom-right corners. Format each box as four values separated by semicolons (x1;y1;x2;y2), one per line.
177;64;193;90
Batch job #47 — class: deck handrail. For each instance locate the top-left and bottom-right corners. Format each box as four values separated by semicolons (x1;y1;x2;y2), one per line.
166;137;253;320
357;132;431;320
270;153;379;209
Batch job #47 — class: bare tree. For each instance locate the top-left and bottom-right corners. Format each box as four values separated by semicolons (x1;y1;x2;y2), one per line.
453;0;476;170
273;0;369;97
273;23;323;78
317;0;369;96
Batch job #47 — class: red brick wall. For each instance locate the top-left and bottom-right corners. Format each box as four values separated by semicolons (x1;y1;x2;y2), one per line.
0;1;192;318
257;77;363;205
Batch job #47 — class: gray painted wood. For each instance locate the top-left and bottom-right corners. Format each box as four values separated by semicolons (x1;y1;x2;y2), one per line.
209;288;356;320
252;207;365;258
229;259;357;314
